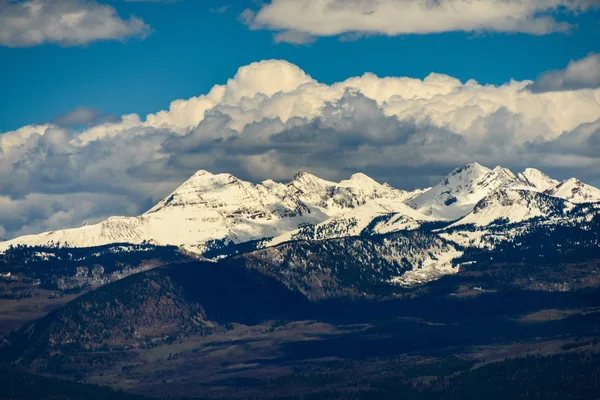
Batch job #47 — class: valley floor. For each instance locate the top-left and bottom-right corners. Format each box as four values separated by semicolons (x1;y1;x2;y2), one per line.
6;320;600;400
12;288;600;399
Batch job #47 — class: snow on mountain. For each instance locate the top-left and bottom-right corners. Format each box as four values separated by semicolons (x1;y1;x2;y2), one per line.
518;168;559;192
268;201;436;246
288;171;416;215
1;164;596;259
448;189;574;228
0;172;310;254
361;209;436;235
388;245;463;287
246;230;463;294
545;178;600;204
440;187;600;249
403;187;431;203
408;163;533;220
0;170;427;255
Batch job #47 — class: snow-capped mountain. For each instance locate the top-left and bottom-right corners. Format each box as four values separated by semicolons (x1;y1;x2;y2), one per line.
267;201;436;246
544;178;600;204
0;170;423;255
1;163;598;260
449;189;574;228
440;186;600;250
518;168;559;192
288;172;415;214
408;163;534;220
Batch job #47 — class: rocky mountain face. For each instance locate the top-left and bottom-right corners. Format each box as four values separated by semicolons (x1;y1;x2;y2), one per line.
240;230;461;299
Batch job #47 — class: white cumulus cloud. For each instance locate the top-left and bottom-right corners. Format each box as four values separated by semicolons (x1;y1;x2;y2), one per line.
0;0;151;47
528;53;600;93
242;0;596;43
1;59;600;238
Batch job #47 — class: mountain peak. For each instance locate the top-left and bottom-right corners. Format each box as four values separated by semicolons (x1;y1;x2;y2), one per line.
289;171;336;194
339;172;381;190
292;171;319;180
260;178;279;188
546;177;600;204
523;167;546;175
408;163;544;220
145;170;243;215
465;161;485;169
492;165;516;177
476;166;521;191
191;169;213;177
450;162;491;177
563;177;582;185
187;169;236;184
348;172;374;182
449;188;569;227
518;168;559;192
410;162;495;220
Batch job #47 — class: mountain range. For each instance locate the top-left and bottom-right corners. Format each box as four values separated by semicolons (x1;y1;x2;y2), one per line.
2;163;600;399
2;162;599;287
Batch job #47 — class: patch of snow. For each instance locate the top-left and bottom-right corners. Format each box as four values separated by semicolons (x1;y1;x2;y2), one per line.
389;246;463;287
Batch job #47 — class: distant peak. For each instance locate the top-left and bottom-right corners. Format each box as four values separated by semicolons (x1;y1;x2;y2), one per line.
289;171;336;193
192;169;213;177
448;162;490;177
338;172;383;191
543;176;600;203
164;170;242;200
518;167;559;192
465;162;489;171
553;178;587;191
187;169;236;182
291;171;332;185
348;172;376;182
491;165;517;178
261;178;277;186
292;171;315;180
563;177;581;185
521;167;553;180
523;167;543;174
467;162;484;168
547;178;573;192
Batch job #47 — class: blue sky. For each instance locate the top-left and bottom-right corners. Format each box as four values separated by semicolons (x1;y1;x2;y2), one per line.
1;0;600;239
1;1;599;132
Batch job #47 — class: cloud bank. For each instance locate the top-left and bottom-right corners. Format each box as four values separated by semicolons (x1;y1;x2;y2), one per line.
0;0;151;47
1;59;600;238
528;53;600;93
242;0;597;43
